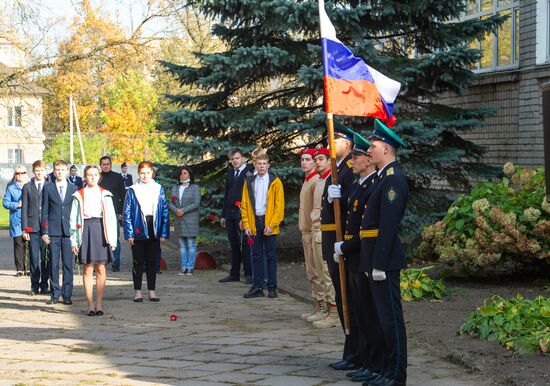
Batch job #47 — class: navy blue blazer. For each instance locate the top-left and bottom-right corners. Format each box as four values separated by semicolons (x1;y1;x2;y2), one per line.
359;160;409;273
68;175;83;189
21;179;50;233
40;182;78;237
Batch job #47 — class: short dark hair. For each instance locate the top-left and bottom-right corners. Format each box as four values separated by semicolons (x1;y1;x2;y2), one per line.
54;160;68;168
228;148;243;157
99;156;112;164
121;162;127;168
177;166;195;184
70;165;77;170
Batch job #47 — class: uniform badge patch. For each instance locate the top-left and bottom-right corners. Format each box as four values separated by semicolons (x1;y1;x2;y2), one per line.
386;167;394;176
346;160;353;168
387;187;398;203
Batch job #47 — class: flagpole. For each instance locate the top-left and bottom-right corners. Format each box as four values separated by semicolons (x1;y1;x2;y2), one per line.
320;0;350;334
325;112;351;336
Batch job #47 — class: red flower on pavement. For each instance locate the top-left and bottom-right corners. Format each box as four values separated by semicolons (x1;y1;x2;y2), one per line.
136;229;141;235
24;227;32;233
171;196;177;201
209;214;216;221
42;221;48;227
234;200;241;207
76;224;82;229
246;237;254;246
170;314;178;321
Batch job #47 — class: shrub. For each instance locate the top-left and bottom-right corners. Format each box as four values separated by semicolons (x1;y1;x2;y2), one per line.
417;164;550;270
459;295;550;354
400;266;446;301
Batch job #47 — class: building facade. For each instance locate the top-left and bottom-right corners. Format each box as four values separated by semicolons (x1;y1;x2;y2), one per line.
0;38;47;165
440;0;548;168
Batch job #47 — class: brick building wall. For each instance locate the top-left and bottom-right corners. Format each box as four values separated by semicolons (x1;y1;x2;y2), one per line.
439;0;548;168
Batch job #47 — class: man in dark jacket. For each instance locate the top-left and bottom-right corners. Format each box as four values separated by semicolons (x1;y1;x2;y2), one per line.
121;162;133;190
219;148;254;284
68;165;83;189
99;156;126;272
41;160;78;304
22;160;50;295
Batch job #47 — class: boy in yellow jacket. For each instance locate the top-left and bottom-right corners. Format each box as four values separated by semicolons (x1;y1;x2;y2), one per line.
241;147;284;299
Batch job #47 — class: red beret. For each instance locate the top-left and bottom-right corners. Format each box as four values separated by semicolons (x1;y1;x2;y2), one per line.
313;148;330;158
300;148;316;157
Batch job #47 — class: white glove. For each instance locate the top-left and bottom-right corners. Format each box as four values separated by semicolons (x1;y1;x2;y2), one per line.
327;184;341;203
364;272;369;278
372;268;386;281
334;241;343;255
333;253;341;264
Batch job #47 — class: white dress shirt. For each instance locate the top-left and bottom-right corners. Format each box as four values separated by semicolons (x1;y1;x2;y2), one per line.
83;186;103;219
254;173;269;216
179;185;188;201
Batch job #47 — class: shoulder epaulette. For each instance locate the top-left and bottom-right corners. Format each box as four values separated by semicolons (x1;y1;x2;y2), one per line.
346;160;353;168
386;167;394;176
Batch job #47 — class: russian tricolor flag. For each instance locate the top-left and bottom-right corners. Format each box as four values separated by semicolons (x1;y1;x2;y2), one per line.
319;0;401;126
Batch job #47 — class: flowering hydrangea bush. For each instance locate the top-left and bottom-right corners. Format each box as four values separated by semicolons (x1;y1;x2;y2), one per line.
417;164;550;270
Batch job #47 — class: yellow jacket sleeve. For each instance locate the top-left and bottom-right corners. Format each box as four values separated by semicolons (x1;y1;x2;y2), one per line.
267;178;285;230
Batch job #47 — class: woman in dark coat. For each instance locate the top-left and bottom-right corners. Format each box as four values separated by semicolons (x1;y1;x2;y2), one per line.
169;166;201;275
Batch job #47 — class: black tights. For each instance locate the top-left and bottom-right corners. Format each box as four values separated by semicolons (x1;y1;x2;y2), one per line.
131;217;159;291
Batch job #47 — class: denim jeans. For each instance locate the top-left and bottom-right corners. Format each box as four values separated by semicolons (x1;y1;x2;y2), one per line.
179;237;197;271
251;217;277;289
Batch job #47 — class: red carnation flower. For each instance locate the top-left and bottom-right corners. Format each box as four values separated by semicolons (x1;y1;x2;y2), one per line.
170;314;178;321
246;237;254;246
42;221;48;227
76;224;82;229
171;196;177;201
209;214;216;221
136;229;141;234
25;227;32;233
234;200;241;207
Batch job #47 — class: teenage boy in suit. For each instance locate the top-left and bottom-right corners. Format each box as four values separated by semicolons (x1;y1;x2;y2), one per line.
41;160;78;305
22;160;50;295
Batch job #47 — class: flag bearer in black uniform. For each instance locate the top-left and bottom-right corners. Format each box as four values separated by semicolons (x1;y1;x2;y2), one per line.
359;119;409;386
333;132;382;383
320;124;361;370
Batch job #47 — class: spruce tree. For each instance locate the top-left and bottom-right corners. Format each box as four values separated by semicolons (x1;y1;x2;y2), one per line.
160;0;504;243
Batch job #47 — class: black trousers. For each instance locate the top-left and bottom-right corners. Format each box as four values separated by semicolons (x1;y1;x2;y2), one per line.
13;236;26;272
131;217;159;291
226;210;251;279
322;231;363;364
369;270;407;382
29;232;50;292
350;271;384;372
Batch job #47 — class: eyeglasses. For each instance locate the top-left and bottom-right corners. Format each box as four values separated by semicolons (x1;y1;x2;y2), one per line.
15;172;27;175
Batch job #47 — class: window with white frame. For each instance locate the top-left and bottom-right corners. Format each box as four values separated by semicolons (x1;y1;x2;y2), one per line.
7;105;22;127
7;149;22;164
464;0;520;71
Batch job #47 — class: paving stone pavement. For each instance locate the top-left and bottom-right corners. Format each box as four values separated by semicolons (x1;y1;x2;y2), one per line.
0;230;484;385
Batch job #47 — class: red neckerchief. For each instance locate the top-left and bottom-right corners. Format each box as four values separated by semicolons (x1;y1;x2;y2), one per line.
320;169;331;180
305;171;317;182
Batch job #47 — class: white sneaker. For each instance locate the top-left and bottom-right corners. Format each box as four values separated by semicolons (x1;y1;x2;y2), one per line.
178;271;186;276
301;301;323;321
186;270;193;276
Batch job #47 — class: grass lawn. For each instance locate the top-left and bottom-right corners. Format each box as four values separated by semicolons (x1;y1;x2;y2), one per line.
0;203;10;230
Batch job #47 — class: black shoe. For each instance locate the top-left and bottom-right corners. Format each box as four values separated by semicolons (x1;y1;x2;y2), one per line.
347;367;366;378
39;288;50;295
149;297;160;302
330;360;346;369
157;269;162;274
112;267;120;272
87;310;96;316
15;271;23;277
352;369;380;382
244;276;253;285
62;299;73;305
268;287;278;298
243;287;264;298
133;297;143;302
332;360;360;371
219;275;239;283
47;298;59;304
365;376;405;386
29;290;39;296
95;310;104;316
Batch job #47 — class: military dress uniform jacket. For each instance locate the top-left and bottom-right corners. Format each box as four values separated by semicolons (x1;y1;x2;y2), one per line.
359;161;409;273
340;173;378;272
320;153;355;233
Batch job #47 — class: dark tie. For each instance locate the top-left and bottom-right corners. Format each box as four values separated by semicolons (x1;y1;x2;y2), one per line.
59;185;64;201
37;182;42;194
235;170;239;179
